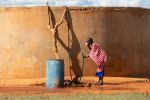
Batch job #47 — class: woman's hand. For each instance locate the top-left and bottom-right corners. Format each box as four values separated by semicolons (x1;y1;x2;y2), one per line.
83;54;89;58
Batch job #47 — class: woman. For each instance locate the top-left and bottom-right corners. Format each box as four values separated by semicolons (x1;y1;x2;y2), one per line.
84;38;107;85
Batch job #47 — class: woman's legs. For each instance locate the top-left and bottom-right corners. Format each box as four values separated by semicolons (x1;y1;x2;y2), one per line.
97;68;104;85
100;67;105;85
96;64;105;85
100;76;103;85
98;77;101;82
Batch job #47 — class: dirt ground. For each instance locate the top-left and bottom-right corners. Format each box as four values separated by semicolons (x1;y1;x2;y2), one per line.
0;77;150;95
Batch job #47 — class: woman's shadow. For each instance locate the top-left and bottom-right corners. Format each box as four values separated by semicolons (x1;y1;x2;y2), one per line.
48;7;82;82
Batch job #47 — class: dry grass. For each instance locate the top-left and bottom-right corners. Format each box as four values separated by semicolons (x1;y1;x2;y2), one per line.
0;93;150;100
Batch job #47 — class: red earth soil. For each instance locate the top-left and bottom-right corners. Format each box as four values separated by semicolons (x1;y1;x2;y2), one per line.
0;77;150;95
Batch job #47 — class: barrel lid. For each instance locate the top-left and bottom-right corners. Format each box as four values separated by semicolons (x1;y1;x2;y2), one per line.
47;59;64;61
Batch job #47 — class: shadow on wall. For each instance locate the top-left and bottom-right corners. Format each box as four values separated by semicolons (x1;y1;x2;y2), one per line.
101;8;150;79
48;7;82;81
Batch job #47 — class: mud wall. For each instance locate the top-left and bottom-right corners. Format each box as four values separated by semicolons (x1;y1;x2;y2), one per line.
0;7;150;81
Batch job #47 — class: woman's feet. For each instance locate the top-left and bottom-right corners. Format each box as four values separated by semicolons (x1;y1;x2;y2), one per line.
95;81;103;85
95;77;103;85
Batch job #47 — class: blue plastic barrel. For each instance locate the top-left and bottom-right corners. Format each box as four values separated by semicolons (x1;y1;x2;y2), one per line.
46;59;64;88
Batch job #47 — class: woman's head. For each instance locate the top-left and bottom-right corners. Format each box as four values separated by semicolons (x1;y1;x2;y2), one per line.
85;38;93;45
85;38;93;50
